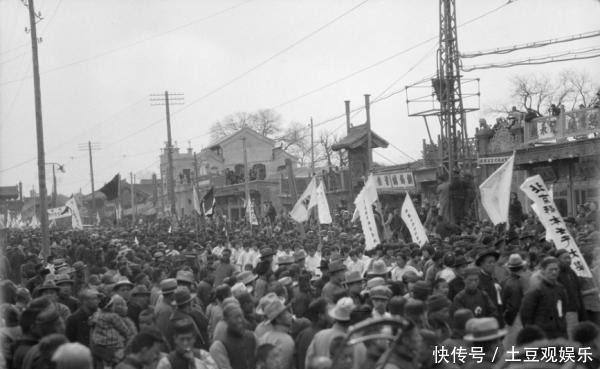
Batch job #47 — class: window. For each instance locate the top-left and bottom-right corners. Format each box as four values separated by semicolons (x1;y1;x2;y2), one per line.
253;163;266;180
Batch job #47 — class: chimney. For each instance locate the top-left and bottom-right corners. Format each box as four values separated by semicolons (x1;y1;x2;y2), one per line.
345;100;351;133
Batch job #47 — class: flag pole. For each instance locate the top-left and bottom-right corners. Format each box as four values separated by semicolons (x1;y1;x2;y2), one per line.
116;173;121;227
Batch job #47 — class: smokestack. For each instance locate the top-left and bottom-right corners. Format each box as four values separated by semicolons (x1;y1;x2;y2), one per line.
344;100;351;133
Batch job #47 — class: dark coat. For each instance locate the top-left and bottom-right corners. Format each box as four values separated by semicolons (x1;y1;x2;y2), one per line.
558;264;586;318
501;273;525;326
452;288;498;319
447;276;464;302
65;308;94;346
520;277;568;339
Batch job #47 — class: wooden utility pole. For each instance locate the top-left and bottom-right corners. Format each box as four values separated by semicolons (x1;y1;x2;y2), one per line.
310;117;315;177
242;137;250;225
150;91;184;219
79;142;100;220
130;172;136;225
365;94;372;173
27;0;50;257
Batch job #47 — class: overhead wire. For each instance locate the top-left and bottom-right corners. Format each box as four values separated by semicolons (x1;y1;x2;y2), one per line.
0;0;257;86
461;29;600;58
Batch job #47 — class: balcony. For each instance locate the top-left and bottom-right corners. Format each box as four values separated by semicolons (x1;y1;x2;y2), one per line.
523;107;600;146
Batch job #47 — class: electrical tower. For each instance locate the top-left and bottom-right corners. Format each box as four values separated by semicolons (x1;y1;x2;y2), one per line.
405;0;480;223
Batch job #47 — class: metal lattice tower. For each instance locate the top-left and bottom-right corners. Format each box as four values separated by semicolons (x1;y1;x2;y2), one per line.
437;0;469;181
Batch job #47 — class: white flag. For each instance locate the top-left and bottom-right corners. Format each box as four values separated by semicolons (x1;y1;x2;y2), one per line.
316;181;332;224
15;214;24;229
0;214;5;229
479;153;515;225
192;185;202;215
30;215;40;229
66;197;83;230
354;175;381;251
290;177;317;223
6;212;12;228
520;175;591;278
96;212;101;226
401;194;429;246
248;200;259;226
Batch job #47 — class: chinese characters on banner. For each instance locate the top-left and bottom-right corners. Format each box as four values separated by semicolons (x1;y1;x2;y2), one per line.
248;200;259;226
374;171;415;190
520;175;591;278
354;176;381;251
401;194;429;247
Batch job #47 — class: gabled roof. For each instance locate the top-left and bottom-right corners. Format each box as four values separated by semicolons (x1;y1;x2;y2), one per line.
207;127;275;149
331;124;389;151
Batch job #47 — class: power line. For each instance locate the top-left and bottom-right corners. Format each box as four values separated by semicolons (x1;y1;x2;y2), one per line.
461;29;600;58
272;0;518;110
0;0;257;86
373;151;398;165
174;0;371;115
462;45;600;72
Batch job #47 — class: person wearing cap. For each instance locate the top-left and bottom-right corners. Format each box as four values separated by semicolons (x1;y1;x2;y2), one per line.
127;285;151;330
258;299;295;369
377;317;421;369
451;266;498;321
36;281;71;322
321;260;347;304
500;253;530;345
155;279;177;335
521;256;569;339
114;278;134;302
344;271;364;307
157;318;217;369
65;289;101;346
305;297;356;367
55;274;80;313
475;248;503;319
462;317;507;369
209;302;257;369
370;285;392;318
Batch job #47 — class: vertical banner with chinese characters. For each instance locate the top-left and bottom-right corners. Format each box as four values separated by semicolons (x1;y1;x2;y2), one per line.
401;194;429;247
520;175;591;278
354;176;381;251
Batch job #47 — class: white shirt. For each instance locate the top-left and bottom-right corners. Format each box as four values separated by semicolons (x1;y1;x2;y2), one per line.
237;249;258;269
390;264;421;281
345;257;365;275
305;253;322;275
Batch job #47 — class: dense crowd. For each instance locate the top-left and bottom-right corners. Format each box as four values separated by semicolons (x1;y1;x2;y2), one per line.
0;201;599;369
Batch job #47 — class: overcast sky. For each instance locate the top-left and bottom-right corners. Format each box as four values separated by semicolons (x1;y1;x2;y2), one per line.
1;0;599;197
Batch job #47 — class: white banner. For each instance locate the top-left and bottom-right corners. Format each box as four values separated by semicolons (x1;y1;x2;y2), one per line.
248;200;259;226
290;177;317;223
30;215;40;229
374;171;415;190
66;197;83;230
480;153;514;225
401;194;429;247
354;175;381;251
316;181;332;224
520;175;591;278
48;206;71;221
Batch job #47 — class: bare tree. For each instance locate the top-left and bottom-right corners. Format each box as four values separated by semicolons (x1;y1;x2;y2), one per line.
280;122;311;166
209;109;283;141
560;70;598;109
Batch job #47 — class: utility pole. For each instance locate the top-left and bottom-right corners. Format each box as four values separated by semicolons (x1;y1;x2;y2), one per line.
365;94;372;173
344;100;354;206
46;163;64;207
26;0;50;257
130;172;136;225
151;91;184;219
78;142;100;220
310;117;315;177
242;137;251;224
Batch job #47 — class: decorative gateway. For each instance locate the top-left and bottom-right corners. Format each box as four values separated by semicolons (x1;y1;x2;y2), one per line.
374;171;415;190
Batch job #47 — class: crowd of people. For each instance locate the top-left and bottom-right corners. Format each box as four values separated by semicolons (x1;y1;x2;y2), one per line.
0;201;599;369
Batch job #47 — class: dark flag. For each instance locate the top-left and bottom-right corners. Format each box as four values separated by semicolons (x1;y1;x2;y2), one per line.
99;174;120;201
201;187;216;217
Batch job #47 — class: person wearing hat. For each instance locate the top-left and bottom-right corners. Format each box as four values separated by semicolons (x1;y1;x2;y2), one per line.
65;289;101;347
55;274;79;313
365;259;392;280
114;278;134;302
344;271;364;306
257;299;295;369
377;317;421;369
127;285;151;330
214;248;236;287
462;317;507;369
154;279;178;335
294;250;307;270
321;260;347;304
305;297;356;367
451;266;498;321
475;248;503;317
164;287;208;351
447;255;470;301
36;281;71;322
